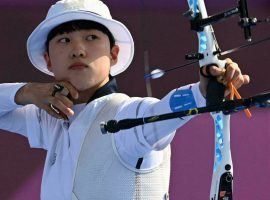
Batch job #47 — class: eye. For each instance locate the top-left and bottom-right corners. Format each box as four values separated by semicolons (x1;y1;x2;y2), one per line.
58;37;70;43
86;34;98;41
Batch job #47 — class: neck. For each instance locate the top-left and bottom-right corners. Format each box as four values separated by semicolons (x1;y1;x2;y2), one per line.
73;89;95;104
72;78;110;104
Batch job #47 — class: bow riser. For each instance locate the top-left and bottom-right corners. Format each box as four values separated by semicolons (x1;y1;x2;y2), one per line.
198;27;227;69
195;0;226;68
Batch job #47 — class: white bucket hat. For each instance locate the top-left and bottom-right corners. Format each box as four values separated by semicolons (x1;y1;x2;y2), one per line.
27;0;134;76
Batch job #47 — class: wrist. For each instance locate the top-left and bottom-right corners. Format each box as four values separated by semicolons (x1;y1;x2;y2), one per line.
15;83;33;105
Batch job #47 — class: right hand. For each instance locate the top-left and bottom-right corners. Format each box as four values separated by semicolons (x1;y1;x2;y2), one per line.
15;82;79;120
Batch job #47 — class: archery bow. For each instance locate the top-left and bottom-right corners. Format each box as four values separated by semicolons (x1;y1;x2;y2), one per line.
184;1;268;199
145;1;269;199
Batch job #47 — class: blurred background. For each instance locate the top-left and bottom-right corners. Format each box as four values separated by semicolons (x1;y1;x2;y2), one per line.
0;0;269;199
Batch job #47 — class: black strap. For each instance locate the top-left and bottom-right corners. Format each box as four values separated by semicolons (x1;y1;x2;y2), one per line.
136;157;144;169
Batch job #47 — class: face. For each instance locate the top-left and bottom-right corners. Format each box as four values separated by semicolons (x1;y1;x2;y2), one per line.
44;29;119;91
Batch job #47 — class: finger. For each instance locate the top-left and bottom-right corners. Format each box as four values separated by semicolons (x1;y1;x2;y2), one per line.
233;75;250;88
41;104;65;119
50;97;74;117
59;81;79;99
231;75;250;89
201;65;226;84
229;68;240;83
54;93;74;108
224;64;239;84
206;65;226;76
231;76;245;89
209;66;226;83
225;58;233;64
225;89;231;97
224;57;234;83
50;104;69;120
243;74;250;85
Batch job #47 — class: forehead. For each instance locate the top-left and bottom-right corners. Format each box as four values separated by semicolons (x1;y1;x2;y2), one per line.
53;29;106;36
45;20;115;50
48;20;112;39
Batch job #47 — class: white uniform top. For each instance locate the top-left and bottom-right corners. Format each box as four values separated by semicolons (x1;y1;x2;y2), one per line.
0;82;205;199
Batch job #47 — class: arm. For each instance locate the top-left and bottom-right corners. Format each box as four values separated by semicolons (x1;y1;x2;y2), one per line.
0;83;49;149
0;82;72;149
114;82;205;158
3;81;79;148
114;60;249;158
0;83;29;136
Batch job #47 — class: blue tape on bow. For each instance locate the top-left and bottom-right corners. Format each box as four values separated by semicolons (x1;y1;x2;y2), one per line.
188;0;199;15
213;114;225;172
199;32;207;53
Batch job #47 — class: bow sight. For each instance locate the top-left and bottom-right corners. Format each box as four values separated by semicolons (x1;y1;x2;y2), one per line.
184;0;263;40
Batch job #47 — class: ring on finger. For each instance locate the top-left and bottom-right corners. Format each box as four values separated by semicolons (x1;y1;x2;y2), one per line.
50;103;60;114
52;84;69;97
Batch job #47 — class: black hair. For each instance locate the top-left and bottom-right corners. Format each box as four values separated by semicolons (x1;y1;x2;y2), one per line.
45;20;116;52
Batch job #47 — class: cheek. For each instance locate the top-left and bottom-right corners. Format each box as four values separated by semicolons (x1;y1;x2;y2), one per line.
48;52;67;72
91;56;111;71
50;50;66;63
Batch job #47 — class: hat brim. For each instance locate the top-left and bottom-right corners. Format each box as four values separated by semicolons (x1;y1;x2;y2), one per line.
27;10;134;76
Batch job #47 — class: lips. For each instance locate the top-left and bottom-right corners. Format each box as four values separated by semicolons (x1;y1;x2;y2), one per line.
69;62;88;70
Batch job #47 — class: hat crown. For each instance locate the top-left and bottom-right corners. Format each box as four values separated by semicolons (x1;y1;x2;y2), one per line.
47;0;112;19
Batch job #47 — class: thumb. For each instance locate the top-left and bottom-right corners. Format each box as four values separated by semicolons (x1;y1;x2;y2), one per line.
208;65;226;76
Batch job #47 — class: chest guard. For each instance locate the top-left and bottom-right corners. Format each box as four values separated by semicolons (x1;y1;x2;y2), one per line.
72;93;171;200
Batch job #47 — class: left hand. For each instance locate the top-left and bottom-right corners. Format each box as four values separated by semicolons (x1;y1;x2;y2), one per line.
199;58;250;97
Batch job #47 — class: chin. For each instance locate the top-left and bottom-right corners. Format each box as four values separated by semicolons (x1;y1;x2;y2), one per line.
71;80;94;92
73;84;91;92
70;77;108;92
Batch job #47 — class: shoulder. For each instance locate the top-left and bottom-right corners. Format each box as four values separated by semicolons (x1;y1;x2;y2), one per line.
117;94;160;114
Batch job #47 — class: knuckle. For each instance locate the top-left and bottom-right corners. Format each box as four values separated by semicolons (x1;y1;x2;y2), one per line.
243;75;250;84
64;99;73;108
58;81;68;86
54;93;62;99
66;100;73;108
225;65;233;72
50;98;58;105
59;83;74;97
225;58;232;63
238;77;244;85
59;81;71;89
239;75;244;81
57;95;73;107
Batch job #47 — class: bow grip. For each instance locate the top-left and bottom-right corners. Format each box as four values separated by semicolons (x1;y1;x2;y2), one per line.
204;59;227;106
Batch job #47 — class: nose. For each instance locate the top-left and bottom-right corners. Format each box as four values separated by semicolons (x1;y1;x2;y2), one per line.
70;45;87;59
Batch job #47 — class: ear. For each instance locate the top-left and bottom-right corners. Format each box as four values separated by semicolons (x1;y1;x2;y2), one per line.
44;52;53;72
110;45;120;66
